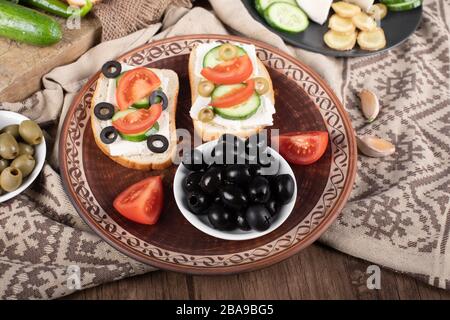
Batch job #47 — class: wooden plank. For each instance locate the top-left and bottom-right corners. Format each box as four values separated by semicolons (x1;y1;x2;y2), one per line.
0;15;101;103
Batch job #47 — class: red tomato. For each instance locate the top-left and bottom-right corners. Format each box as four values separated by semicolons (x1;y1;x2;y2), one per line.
113;176;164;225
277;132;329;165
112;104;162;135
116;67;161;110
211;80;255;108
201;55;253;85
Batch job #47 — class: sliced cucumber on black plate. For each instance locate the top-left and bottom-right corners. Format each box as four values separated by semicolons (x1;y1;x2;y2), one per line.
263;2;309;33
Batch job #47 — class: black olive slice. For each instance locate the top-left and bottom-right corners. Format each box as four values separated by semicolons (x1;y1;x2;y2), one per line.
101;61;122;79
100;126;118;144
147;135;169;153
94;102;115;120
150;90;168;110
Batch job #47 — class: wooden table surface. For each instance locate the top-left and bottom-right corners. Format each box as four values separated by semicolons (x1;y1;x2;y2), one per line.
66;0;450;300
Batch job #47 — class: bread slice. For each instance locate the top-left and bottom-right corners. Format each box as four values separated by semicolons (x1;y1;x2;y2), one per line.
188;45;275;142
90;68;178;171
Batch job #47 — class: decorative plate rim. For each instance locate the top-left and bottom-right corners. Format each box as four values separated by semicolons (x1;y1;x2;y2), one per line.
59;34;357;274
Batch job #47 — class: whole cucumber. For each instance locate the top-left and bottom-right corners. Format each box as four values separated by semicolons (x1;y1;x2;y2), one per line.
0;0;62;46
18;0;93;18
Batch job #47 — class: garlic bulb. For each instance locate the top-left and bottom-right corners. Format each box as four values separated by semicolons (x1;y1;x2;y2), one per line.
358;89;380;122
356;135;395;158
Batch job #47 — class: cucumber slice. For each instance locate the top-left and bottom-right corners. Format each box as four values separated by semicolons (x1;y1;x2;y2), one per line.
203;45;247;68
132;98;150;109
211;83;246;100
119;122;160;142
380;0;411;4
213;93;261;120
112;109;136;121
255;0;297;16
264;3;309;33
386;0;422;11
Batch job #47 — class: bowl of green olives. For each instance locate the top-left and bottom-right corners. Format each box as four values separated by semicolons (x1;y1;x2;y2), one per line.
0;111;46;203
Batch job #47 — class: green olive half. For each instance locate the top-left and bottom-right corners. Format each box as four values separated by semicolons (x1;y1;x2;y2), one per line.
1;124;20;139
19;120;43;145
0;133;19;160
0;167;23;192
219;44;238;61
18;143;35;157
254;77;270;95
198;108;215;123
12;155;35;178
198;80;215;97
0;159;9;174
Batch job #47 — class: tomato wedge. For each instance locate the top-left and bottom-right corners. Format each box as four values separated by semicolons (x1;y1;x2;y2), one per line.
112;104;162;135
116;67;161;110
201;55;253;85
113;176;164;225
211;80;255;108
276;132;329;165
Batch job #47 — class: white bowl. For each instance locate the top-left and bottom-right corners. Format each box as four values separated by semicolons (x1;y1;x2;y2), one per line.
174;141;297;241
0;111;46;203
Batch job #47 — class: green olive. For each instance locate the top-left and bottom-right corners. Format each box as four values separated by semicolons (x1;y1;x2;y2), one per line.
1;124;20;139
254;77;270;95
19;120;43;145
198;108;215;123
0;158;9;174
198;80;215;97
11;155;35;178
219;44;238;61
0;167;23;192
18;143;35;156
0;133;19;160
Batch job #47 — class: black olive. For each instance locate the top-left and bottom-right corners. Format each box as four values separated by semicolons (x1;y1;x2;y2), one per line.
213;193;222;203
219;185;248;210
224;164;251;185
272;174;295;205
245;132;268;159
182;149;206;171
147;135;169;153
207;204;237;231
100;126;118;144
200;166;222;195
94;102;115;120
248;176;271;204
266;198;279;217
210;141;246;166
246;205;272;231
183;171;203;192
247;164;262;176
187;190;211;215
236;211;251;231
150;90;168;110
101;60;122;78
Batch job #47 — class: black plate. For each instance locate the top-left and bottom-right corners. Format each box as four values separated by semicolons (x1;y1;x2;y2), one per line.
242;0;423;57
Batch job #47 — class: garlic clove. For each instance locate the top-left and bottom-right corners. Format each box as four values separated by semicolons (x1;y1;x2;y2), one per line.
358;89;380;122
356;135;395;158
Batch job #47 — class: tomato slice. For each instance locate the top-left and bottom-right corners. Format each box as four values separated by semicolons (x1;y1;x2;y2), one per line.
211;80;255;108
112;104;162;135
201;55;253;85
113;176;164;225
116;67;161;110
277;131;329;165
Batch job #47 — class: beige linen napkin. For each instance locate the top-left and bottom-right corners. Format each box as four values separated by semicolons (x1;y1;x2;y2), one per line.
0;0;449;299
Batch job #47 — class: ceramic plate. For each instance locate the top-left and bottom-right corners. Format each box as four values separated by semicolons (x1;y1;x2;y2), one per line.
242;0;423;58
59;35;357;274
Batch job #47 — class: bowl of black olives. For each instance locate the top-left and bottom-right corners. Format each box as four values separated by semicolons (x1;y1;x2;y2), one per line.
0;111;46;203
174;133;297;241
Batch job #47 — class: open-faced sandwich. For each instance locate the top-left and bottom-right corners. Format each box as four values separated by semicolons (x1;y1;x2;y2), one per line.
91;61;178;170
189;42;276;142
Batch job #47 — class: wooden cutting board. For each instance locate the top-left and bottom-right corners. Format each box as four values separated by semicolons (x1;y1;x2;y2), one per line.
0;15;102;103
